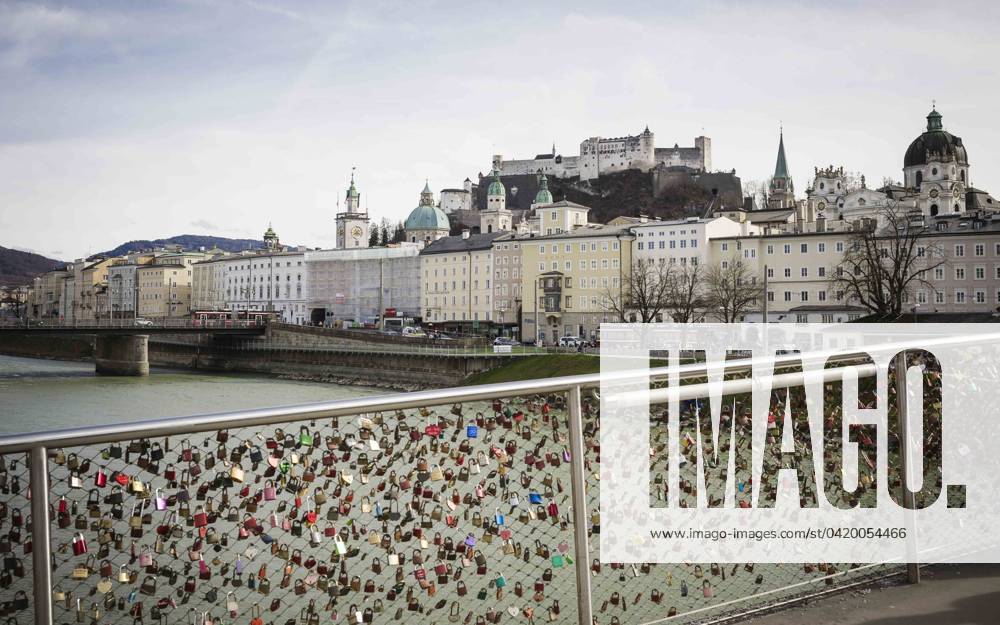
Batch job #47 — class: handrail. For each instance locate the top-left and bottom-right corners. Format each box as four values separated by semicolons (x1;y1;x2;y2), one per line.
0;349;878;453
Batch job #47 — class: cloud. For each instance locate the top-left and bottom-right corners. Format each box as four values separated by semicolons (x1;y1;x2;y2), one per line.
0;3;120;69
190;219;218;230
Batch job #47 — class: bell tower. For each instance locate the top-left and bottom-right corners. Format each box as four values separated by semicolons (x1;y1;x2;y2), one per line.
336;168;371;249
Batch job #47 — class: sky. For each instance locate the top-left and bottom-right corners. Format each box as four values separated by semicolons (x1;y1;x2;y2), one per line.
2;0;1000;261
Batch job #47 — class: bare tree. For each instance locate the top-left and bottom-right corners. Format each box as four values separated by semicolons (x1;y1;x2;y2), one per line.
602;258;674;323
662;262;706;323
705;258;764;322
830;202;944;318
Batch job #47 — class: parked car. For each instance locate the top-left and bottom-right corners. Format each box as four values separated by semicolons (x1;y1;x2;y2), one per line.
493;337;520;346
401;326;427;338
134;318;154;327
558;336;582;347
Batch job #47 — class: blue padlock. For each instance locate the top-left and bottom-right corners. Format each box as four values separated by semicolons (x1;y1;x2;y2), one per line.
494;508;505;525
466;425;478;438
529;493;542;504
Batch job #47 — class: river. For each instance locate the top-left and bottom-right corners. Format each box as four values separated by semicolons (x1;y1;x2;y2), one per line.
0;354;381;435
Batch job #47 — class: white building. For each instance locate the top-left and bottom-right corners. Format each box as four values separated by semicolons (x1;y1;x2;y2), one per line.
306;244;422;325
631;216;757;268
493;127;710;182
196;249;309;324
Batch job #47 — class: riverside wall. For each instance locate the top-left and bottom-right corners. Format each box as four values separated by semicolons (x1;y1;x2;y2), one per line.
0;330;513;389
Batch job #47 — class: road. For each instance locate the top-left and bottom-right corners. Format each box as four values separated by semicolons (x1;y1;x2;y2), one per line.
745;565;1000;625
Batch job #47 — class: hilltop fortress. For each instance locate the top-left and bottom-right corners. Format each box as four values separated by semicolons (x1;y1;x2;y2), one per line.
491;127;711;181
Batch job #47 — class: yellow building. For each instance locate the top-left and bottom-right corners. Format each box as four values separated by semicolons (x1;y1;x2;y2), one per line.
136;258;197;318
420;231;506;331
78;258;114;320
519;224;633;344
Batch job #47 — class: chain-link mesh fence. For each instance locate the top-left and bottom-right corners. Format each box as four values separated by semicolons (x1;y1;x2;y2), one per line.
0;453;33;621
1;377;907;625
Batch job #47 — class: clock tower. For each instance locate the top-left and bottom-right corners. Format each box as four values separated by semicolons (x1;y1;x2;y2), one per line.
336;169;371;249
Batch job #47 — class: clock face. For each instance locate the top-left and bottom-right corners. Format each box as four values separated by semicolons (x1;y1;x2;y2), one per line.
351;226;363;238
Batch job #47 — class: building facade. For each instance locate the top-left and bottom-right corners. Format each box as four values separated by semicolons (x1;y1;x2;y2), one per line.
306;244;422;326
519;225;633;344
491;234;522;335
420;232;506;331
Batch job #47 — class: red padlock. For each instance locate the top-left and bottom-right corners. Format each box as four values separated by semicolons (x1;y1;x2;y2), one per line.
94;469;107;488
72;532;87;555
193;507;208;528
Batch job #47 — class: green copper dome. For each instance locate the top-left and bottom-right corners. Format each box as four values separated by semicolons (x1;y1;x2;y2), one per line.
487;168;505;197
534;173;553;205
405;205;450;231
405;183;449;231
346;171;360;199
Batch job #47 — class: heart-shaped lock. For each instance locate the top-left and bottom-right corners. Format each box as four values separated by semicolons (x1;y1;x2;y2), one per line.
115;473;129;486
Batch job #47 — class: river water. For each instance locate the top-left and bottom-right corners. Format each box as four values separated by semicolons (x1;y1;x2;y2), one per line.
0;354;380;435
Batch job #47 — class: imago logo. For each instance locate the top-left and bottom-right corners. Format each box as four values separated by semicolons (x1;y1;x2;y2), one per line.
599;324;1000;564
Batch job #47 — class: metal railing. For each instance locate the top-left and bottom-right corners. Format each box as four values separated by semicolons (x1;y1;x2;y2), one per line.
0;319;265;331
0;358;904;625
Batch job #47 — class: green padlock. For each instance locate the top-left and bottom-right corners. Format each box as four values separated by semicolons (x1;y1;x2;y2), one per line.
299;426;313;446
495;572;506;588
551;554;564;568
279;460;291;475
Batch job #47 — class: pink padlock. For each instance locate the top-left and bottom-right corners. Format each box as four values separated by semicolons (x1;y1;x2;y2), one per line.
263;481;276;501
154;489;168;511
94;468;107;488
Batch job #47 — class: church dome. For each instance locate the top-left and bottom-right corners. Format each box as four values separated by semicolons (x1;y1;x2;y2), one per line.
904;108;968;168
404;204;450;231
534;173;553;204
487;168;505;196
405;182;449;231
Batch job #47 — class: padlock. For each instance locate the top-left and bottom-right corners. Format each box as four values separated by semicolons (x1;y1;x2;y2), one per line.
72;533;87;555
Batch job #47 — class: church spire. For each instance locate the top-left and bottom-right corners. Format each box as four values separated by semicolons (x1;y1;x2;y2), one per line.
773;127;789;179
768;127;794;209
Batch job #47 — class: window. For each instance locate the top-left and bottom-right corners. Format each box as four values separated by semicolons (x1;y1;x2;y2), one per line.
767;291;774;302
975;244;985;257
934;267;944;280
784;291;792;302
818;243;826;253
821;314;833;323
766;245;774;255
818;267;826;277
975;266;985;280
955;290;966;304
721;243;728;252
766;267;774;278
955;244;965;257
935;291;945;304
955;267;966;280
784;268;791;278
796;314;809;323
800;243;808;253
974;289;986;304
836;241;844;253
783;244;791;254
818;291;827;301
801;267;808;277
800;290;809;301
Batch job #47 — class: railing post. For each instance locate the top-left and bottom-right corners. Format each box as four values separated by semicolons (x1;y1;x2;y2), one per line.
29;446;53;625
566;385;593;625
894;351;920;584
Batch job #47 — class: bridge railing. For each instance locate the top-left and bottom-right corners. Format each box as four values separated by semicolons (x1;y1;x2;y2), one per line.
0;359;904;625
0;319;265;331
